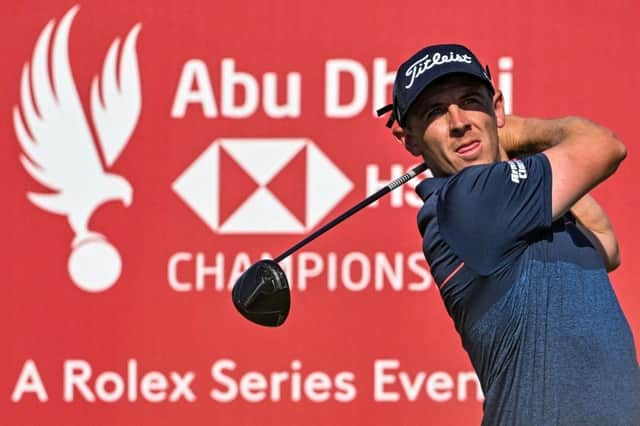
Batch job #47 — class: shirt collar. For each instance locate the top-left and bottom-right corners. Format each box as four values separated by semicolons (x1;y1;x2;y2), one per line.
415;177;448;201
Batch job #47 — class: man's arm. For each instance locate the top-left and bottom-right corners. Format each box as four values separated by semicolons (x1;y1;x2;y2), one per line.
499;115;625;271
499;115;626;219
571;194;620;271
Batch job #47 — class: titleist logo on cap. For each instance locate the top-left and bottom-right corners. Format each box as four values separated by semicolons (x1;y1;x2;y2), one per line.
404;52;473;89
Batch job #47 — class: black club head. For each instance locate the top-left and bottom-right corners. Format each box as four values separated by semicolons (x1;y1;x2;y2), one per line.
231;259;290;327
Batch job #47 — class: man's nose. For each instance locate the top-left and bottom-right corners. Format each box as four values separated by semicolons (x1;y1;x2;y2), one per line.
448;104;471;137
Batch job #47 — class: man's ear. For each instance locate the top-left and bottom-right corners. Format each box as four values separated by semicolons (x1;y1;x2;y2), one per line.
391;124;406;142
391;124;422;157
493;89;506;128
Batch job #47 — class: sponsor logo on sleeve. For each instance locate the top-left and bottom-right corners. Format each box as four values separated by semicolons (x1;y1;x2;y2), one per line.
508;159;527;184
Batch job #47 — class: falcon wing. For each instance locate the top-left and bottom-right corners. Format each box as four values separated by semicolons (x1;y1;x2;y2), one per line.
91;23;142;167
13;6;105;214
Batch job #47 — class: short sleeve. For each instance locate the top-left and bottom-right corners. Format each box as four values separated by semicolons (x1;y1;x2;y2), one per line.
437;153;552;275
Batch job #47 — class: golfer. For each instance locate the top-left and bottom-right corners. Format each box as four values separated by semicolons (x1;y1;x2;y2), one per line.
379;44;640;425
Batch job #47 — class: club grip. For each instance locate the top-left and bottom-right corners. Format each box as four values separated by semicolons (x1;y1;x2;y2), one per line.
387;163;428;190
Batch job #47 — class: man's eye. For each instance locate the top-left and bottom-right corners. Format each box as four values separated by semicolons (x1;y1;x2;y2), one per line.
461;97;481;106
426;107;445;118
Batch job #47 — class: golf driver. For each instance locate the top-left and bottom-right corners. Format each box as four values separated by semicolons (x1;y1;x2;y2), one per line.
232;162;428;327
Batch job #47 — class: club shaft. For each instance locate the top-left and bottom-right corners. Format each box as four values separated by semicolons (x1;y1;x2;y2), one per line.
273;163;428;263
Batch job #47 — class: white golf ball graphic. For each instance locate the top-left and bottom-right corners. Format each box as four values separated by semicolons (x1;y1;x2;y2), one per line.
68;237;121;292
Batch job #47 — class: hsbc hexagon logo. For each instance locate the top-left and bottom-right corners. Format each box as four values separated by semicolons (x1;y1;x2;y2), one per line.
172;138;353;234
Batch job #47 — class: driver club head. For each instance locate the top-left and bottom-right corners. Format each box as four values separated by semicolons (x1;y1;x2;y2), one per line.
232;259;290;327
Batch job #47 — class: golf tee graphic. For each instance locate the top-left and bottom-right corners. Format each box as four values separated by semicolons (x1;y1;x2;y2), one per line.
12;5;141;292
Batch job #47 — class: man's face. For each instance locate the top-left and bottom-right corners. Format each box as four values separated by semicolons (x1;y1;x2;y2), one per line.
404;74;506;177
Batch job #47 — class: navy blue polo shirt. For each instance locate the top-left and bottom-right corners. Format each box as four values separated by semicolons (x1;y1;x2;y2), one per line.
416;153;640;425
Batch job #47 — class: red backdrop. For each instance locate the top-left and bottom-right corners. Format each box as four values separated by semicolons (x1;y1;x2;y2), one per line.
1;1;638;425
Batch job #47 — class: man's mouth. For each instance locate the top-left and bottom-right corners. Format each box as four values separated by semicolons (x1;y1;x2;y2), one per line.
455;140;481;157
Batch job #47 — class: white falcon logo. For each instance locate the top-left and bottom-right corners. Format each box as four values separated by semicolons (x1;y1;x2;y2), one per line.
13;5;142;292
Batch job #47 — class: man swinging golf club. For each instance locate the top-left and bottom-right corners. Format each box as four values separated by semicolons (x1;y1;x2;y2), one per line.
380;43;639;425
231;41;639;425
